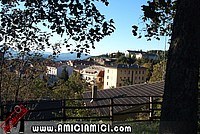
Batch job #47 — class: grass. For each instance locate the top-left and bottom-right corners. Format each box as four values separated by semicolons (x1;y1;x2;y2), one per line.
112;121;159;134
128;122;159;134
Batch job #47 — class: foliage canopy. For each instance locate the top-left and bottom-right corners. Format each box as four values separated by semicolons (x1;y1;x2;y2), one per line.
132;0;176;41
0;0;115;57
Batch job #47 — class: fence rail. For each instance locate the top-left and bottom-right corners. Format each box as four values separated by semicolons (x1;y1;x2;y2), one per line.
0;95;163;122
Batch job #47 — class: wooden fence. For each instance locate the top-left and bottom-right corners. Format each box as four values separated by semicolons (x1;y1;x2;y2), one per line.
0;96;163;123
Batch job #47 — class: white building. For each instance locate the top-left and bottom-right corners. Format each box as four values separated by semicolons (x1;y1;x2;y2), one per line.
46;64;74;82
80;65;105;84
125;50;144;59
125;50;159;60
143;53;159;60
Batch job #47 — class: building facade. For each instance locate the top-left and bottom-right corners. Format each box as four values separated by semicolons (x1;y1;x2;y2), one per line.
46;64;74;82
125;50;159;60
104;64;147;89
80;65;105;88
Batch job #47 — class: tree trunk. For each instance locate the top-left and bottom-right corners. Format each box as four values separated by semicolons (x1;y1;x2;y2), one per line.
159;0;200;134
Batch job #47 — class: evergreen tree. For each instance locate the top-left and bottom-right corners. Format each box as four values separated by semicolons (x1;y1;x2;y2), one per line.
143;63;153;81
127;54;136;65
149;61;166;82
59;67;69;82
116;56;127;64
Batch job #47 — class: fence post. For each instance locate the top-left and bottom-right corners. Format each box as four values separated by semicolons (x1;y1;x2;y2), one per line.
19;117;24;133
149;96;153;120
62;99;66;122
109;98;113;125
0;104;3;121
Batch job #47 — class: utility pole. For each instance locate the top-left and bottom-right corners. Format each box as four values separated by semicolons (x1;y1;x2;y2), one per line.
162;32;167;81
0;48;6;104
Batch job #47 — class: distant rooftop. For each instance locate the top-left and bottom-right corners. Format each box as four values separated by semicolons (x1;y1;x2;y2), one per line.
105;64;146;69
69;60;95;65
81;65;105;75
46;62;70;68
126;50;146;54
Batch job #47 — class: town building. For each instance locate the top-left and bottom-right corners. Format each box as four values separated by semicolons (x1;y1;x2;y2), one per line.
143;53;159;60
125;50;144;58
66;60;96;72
125;50;159;60
46;63;74;82
92;58;115;65
80;65;105;88
66;60;95;67
104;64;147;89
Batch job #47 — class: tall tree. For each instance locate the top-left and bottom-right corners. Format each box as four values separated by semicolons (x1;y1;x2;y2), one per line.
149;61;166;82
133;0;200;133
52;72;86;99
0;57;51;101
159;0;199;133
59;67;69;82
143;62;153;81
127;54;136;65
116;55;127;64
0;0;115;102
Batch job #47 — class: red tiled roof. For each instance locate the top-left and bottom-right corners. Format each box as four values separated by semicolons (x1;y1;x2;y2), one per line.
97;70;104;77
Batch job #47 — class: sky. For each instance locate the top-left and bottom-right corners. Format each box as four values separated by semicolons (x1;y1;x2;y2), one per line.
48;0;170;56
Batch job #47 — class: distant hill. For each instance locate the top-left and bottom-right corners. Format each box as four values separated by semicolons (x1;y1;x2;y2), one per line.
5;50;91;61
43;52;91;61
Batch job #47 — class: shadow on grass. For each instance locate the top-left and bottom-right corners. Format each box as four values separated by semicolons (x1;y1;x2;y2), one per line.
115;121;159;134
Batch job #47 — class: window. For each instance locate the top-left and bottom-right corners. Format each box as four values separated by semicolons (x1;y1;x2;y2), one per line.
128;71;130;74
107;82;108;85
143;71;145;74
107;76;109;79
139;76;140;80
124;70;126;74
119;83;122;86
107;69;109;73
128;77;130;81
135;77;137;80
139;71;141;74
142;77;144;80
135;71;137;74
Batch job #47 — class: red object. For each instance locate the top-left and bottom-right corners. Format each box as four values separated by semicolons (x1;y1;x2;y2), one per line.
0;104;28;133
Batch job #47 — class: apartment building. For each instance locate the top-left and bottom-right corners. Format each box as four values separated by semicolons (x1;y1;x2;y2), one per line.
104;64;147;89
